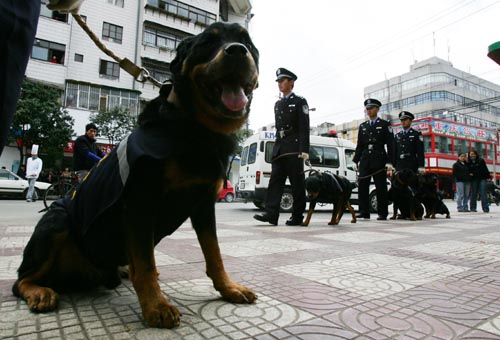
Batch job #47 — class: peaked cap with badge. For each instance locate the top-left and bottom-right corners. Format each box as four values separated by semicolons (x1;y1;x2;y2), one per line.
275;67;297;81
399;111;415;120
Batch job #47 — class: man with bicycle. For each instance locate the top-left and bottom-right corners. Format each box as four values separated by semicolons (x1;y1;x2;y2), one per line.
74;123;105;182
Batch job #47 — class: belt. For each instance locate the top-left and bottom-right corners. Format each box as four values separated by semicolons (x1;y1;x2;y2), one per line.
399;153;411;159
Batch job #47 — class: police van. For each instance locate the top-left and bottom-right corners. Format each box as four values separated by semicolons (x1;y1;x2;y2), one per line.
238;130;386;212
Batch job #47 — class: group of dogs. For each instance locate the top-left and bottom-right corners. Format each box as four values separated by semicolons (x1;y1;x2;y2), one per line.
303;168;450;227
11;23;449;329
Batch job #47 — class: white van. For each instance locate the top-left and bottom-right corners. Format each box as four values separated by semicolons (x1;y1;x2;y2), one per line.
238;131;387;212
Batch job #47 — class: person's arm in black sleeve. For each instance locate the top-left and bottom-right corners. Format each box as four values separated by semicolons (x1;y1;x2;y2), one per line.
385;122;395;169
416;131;425;172
353;127;362;165
298;98;310;154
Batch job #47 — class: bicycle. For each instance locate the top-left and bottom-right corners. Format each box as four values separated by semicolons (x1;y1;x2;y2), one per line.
43;174;78;209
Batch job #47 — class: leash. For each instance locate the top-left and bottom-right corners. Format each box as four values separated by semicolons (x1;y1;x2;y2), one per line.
71;14;163;87
356;167;386;180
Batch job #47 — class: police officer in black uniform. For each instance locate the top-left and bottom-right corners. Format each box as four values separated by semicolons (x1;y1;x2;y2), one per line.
254;68;310;226
394;111;425;173
353;98;394;220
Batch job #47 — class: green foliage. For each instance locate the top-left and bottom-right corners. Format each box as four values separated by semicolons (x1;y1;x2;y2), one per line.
10;79;74;167
89;107;137;145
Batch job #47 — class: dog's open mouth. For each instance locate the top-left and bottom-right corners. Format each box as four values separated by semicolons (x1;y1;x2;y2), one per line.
220;84;249;113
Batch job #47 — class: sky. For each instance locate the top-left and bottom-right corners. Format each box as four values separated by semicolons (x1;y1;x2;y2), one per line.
246;0;500;131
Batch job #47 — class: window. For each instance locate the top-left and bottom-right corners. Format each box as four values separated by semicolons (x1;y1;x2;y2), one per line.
65;82;139;114
435;136;452;154
454;139;468;155
102;22;123;43
265;142;275;163
107;0;124;7
40;7;68;22
99;60;120;79
141;58;171;83
146;0;216;26
247;143;257;164
240;146;248;166
31;38;65;64
74;54;84;62
345;149;355;169
309;146;339;168
143;23;188;51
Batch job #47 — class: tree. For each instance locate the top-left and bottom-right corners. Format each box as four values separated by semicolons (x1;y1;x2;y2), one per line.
10;79;74;168
89;107;137;146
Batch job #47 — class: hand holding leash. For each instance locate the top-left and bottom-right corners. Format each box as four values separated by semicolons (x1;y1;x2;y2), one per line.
298;152;309;161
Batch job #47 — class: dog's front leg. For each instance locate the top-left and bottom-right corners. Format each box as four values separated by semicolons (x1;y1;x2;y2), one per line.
302;201;316;226
191;203;256;304
125;213;181;328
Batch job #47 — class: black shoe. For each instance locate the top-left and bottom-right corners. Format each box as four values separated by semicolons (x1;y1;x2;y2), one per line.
356;213;370;219
253;213;278;226
377;215;387;221
285;217;303;226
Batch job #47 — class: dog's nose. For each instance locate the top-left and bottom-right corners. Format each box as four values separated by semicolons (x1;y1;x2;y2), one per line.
224;43;249;57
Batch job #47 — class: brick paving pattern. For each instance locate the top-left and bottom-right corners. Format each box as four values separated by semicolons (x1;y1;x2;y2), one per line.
1;200;500;339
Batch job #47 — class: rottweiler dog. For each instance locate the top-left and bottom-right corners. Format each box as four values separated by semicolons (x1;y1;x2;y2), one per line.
302;171;357;226
418;173;451;218
388;169;424;221
12;23;259;329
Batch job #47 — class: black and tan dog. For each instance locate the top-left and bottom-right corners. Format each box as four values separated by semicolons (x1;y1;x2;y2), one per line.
418;172;451;218
302;171;357;226
12;23;259;329
388;169;424;221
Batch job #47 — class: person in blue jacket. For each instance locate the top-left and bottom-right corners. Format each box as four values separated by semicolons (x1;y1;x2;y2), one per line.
73;123;105;182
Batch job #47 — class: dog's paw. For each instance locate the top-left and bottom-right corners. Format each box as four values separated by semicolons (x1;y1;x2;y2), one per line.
25;287;59;313
328;221;339;226
219;283;257;304
142;300;182;328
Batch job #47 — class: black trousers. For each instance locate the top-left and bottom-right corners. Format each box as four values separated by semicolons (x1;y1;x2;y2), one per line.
0;0;40;156
358;162;388;217
265;156;306;220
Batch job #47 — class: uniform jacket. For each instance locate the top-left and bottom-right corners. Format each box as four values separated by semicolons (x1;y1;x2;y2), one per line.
452;161;470;182
26;157;42;179
73;134;105;171
353;117;394;170
394;128;424;172
272;92;310;158
467;157;490;181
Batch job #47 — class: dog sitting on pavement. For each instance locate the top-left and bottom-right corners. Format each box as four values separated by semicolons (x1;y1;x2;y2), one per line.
417;172;451;219
388;168;424;221
302;171;357;226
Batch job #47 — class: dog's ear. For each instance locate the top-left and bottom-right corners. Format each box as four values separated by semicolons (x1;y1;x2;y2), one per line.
170;36;195;80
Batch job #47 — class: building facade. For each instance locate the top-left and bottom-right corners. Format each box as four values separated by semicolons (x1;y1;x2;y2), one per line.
1;0;252;170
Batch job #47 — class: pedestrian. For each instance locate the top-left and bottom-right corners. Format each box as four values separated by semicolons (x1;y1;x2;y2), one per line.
73;123;105;182
17;164;26;179
0;0;83;157
25;144;43;202
352;98;394;220
393;111;425;174
254;67;310;226
468;150;490;213
452;152;471;212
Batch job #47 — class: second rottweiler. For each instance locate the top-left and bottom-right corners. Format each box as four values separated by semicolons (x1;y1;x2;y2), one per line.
303;171;357;226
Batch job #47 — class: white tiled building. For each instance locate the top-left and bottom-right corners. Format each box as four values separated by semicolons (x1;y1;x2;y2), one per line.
1;0;252;169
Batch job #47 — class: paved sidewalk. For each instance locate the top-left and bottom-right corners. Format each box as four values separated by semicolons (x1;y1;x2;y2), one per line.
1;200;500;339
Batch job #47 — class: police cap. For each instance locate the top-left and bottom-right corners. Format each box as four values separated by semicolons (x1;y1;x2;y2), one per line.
276;68;297;81
399;111;415;120
364;98;381;108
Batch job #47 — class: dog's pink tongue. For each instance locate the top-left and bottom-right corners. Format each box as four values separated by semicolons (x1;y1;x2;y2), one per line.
221;86;248;112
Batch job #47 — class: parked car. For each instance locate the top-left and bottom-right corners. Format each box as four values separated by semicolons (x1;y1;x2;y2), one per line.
0;168;51;199
218;180;235;203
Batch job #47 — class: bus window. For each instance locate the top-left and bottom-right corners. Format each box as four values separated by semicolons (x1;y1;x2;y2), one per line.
488;144;494;160
241;146;249;166
265;141;275;163
455;139;468;155
423;136;432;153
471;142;485;158
324;147;340;167
436;136;451;154
247;143;257;164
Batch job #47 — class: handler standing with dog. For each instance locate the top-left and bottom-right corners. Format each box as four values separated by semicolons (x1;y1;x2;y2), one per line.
353;98;394;220
394;111;425;173
254;68;310;226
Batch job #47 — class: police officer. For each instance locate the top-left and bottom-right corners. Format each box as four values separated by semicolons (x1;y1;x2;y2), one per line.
394;111;425;173
254;68;310;226
353;98;394;220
